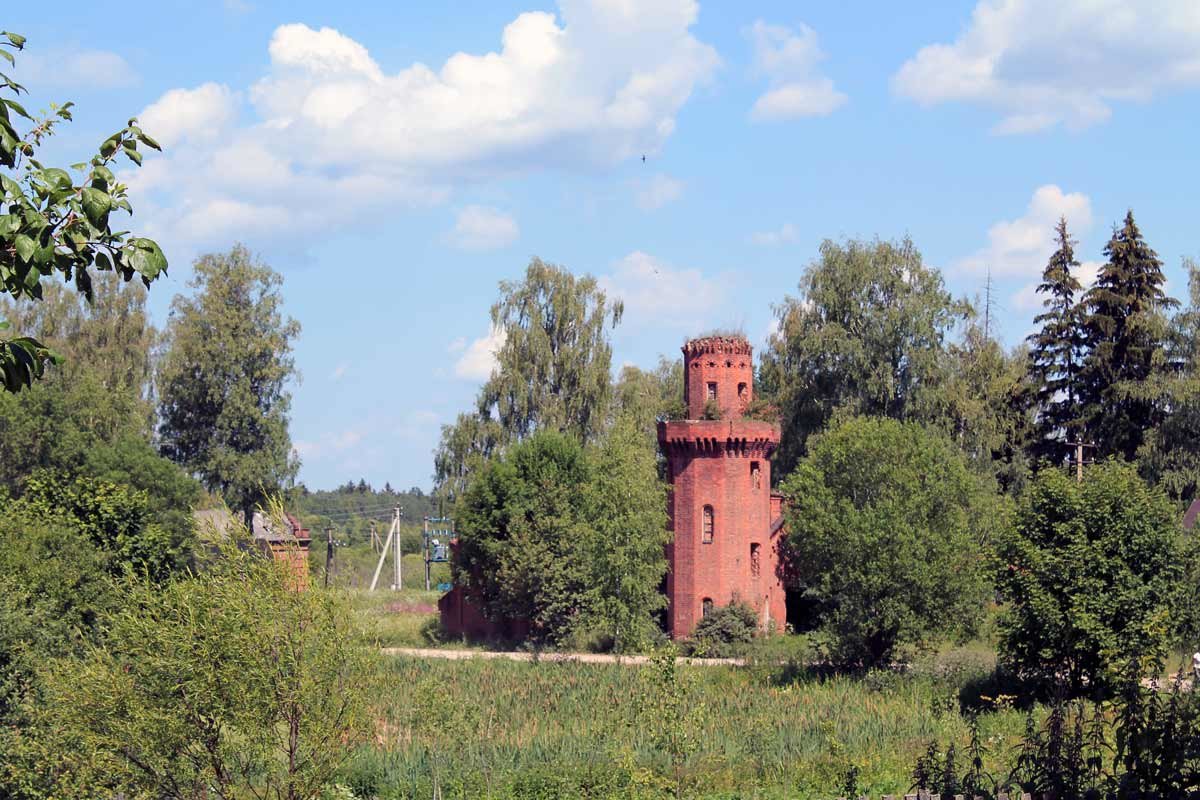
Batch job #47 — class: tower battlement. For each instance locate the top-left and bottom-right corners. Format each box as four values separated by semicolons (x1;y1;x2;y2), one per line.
681;335;755;420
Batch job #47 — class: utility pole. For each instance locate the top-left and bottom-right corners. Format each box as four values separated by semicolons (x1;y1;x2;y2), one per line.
1066;440;1095;483
369;521;379;553
324;527;334;588
368;505;404;592
392;506;402;591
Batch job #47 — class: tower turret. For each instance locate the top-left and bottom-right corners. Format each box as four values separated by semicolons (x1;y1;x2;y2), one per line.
682;336;754;419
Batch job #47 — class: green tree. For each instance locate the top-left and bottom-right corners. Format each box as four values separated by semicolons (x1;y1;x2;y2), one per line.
996;462;1183;695
760;237;966;475
779;416;995;666
158;245;300;523
927;317;1034;492
1139;257;1200;504
1026;218;1087;464
19;469;191;580
1077;211;1176;460
0;504;114;727
0;274;177;493
0;31;166;391
578;417;671;651
453;429;668;647
25;534;371;800
612;357;685;432
434;258;622;500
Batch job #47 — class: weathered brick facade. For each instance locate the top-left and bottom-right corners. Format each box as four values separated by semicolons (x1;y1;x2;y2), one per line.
659;336;786;639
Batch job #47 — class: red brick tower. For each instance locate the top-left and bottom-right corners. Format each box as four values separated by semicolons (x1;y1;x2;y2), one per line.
658;335;785;639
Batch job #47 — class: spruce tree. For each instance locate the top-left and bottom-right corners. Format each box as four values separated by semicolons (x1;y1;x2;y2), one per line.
1077;211;1175;460
1026;218;1085;464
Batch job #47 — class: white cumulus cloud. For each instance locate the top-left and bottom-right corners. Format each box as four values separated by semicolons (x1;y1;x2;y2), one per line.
447;206;519;251
138;83;237;149
454;327;507;381
129;2;718;252
957;185;1093;280
747;20;846;121
893;0;1200;133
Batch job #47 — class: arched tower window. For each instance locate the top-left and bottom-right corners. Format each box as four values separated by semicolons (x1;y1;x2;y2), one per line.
702;598;714;617
750;543;761;577
750;461;761;490
706;382;717;401
702;505;714;544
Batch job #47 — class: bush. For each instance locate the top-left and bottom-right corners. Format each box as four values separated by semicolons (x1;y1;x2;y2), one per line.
687;602;758;657
780;417;999;667
454;427;669;649
23;521;373;799
996;461;1184;696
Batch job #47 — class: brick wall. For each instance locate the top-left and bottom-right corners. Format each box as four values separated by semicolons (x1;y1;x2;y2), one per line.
661;335;784;640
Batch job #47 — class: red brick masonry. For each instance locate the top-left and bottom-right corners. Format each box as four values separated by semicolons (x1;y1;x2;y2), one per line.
660;336;785;639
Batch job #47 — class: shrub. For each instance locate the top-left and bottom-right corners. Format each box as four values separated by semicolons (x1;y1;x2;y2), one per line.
688;602;758;657
780;416;998;667
25;523;373;799
996;461;1184;696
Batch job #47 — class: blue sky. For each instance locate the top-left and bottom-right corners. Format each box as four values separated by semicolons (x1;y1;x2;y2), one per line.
8;1;1200;491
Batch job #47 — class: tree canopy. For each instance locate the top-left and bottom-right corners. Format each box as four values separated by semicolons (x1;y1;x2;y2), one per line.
453;428;668;648
1026;218;1087;465
434;258;623;500
157;245;300;522
779;416;996;666
996;461;1184;695
760;237;968;475
1077;211;1175;461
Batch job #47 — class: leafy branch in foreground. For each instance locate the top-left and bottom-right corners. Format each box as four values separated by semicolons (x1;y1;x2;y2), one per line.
0;30;166;392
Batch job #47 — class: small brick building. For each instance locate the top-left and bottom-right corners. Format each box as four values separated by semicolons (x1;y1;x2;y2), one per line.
659;335;786;639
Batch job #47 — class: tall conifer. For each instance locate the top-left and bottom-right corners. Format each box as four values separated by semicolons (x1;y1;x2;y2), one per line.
1026;218;1085;464
1077;211;1175;460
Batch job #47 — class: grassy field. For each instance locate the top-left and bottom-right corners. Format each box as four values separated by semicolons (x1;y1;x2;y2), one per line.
331;552;1039;798
332;643;1034;800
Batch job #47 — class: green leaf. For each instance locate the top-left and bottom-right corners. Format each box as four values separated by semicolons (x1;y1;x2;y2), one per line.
126;238;167;280
14;233;34;262
2;97;30;120
40;167;71;190
0;213;19;235
3;32;27;48
0;50;12;67
122;145;143;167
136;131;162;151
80;187;112;227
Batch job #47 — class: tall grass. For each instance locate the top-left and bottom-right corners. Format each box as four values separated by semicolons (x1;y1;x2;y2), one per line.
338;652;1034;799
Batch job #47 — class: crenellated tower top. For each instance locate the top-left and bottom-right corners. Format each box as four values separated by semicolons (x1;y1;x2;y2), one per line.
681;335;754;420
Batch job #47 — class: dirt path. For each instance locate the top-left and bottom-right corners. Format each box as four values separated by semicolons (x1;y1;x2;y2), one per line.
381;647;747;667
